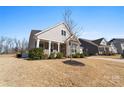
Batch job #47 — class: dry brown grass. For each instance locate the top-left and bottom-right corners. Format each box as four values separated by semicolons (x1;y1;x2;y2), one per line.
0;55;124;87
95;54;121;59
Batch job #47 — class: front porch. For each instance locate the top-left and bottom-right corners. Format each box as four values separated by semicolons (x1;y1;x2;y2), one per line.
98;46;110;55
36;39;66;56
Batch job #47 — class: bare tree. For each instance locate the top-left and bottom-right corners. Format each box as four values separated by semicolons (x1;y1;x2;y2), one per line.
0;36;29;54
14;38;19;50
63;9;83;61
14;38;22;52
8;38;14;53
4;37;13;54
63;9;83;37
21;38;28;51
0;37;5;54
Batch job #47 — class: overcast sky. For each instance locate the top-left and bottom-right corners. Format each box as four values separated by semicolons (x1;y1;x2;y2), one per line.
0;6;124;41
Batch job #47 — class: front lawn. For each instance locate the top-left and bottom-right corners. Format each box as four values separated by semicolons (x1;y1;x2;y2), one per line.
0;54;124;87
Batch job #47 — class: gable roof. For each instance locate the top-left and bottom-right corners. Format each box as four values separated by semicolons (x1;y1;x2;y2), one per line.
29;30;41;46
109;38;124;43
92;38;106;45
65;35;81;44
79;38;98;47
29;30;41;39
34;22;72;36
31;30;41;35
29;22;80;44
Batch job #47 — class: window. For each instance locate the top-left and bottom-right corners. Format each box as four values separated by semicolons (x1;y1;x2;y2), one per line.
101;39;107;46
71;44;77;54
64;31;66;36
39;41;43;48
61;30;64;35
99;47;104;51
61;30;66;36
45;42;48;49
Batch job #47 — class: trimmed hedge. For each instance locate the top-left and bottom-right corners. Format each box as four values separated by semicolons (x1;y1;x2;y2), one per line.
29;48;44;60
28;49;64;60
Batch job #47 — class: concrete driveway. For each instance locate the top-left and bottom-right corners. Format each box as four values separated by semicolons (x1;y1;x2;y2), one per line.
88;56;124;63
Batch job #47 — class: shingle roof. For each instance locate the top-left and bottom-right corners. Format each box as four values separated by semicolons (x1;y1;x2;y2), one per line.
92;38;105;45
79;38;98;47
29;30;41;40
109;38;124;43
30;30;41;35
28;30;41;48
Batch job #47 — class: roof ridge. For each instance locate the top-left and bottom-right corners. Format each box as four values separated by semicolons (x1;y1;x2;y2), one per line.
92;37;104;41
79;38;98;46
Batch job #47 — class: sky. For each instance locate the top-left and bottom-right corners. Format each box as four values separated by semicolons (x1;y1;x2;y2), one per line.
0;6;124;41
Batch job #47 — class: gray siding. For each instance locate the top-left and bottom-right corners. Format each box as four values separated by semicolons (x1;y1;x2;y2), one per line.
28;30;41;50
79;39;99;55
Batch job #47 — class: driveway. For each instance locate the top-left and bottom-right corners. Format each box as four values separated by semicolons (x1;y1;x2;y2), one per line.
88;56;124;63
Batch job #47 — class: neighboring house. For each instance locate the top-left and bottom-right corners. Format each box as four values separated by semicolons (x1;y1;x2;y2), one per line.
92;38;111;55
108;41;117;54
109;38;124;54
79;38;99;55
29;22;81;57
79;38;116;55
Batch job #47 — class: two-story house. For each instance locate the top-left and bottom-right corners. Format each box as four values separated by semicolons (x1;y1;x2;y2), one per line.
28;22;81;57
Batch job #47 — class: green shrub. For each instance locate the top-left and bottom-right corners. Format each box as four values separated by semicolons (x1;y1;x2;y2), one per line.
80;53;85;58
106;52;115;56
72;53;85;58
72;53;80;58
89;53;95;56
121;53;124;58
56;52;63;59
16;51;22;58
29;48;44;60
72;53;76;58
43;54;49;59
49;52;56;59
76;53;81;58
83;52;89;56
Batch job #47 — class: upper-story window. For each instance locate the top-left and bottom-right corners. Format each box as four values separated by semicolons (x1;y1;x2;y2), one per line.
64;31;66;36
61;30;63;35
100;39;107;46
61;30;66;36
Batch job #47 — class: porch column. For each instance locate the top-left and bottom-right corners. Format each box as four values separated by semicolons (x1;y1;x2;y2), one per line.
36;39;40;48
48;41;51;55
58;42;60;52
